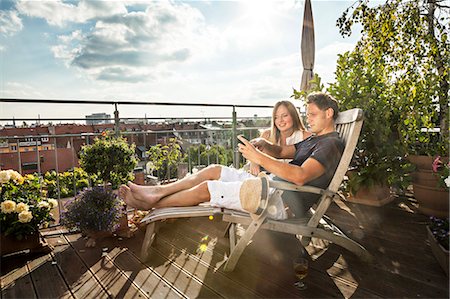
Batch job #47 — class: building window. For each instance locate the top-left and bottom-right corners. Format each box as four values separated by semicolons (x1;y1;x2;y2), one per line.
10;145;17;151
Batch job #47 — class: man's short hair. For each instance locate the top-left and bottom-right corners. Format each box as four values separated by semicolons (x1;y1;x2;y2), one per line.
306;92;339;120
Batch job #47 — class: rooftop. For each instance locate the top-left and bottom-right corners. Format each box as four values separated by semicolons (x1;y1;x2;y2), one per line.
1;195;448;298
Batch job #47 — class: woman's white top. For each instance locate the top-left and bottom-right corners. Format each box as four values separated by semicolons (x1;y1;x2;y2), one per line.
279;130;304;163
283;130;304;146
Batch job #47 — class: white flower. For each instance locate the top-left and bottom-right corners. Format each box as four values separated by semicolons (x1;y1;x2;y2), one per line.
16;202;29;213
445;176;450;188
1;200;16;213
37;201;50;209
0;170;11;184
48;198;58;209
18;210;33;223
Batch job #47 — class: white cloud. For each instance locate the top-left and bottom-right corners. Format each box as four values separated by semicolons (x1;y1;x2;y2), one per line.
0;10;23;36
16;0;127;26
315;41;356;86
45;1;219;83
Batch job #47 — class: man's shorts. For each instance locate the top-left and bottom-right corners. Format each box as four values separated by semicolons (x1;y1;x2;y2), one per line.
207;166;287;220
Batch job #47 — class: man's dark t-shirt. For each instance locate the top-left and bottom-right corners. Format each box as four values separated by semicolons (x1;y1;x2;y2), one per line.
275;131;344;217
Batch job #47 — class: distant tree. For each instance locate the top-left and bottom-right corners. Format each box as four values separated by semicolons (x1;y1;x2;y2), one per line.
146;138;185;181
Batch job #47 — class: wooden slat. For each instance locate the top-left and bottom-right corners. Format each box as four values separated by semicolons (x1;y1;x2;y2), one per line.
46;235;110;299
1;258;37;299
106;242;190;299
64;234;151;299
154;216;380;298
27;249;73;298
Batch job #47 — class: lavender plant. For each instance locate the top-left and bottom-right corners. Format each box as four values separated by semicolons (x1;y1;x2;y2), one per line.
429;216;449;251
61;187;123;233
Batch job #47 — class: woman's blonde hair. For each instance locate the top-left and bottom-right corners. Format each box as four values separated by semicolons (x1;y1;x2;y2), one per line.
267;100;305;144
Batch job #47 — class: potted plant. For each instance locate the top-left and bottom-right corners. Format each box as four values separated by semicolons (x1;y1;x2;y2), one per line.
412;156;449;218
61;187;123;247
0;170;57;255
335;0;449;207
79;132;137;190
427;217;449;276
62;132;137;246
327;49;412;205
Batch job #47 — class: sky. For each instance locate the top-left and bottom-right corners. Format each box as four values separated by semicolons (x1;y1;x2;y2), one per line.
0;0;364;122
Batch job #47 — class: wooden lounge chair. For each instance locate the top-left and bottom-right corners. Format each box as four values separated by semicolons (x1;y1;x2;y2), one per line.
139;108;372;271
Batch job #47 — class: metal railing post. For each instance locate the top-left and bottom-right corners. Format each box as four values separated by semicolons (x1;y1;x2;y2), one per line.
114;102;120;137
71;137;77;196
232;106;240;168
53;137;61;220
17;139;22;174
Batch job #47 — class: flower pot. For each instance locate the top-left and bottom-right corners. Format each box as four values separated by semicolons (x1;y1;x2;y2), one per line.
411;170;441;188
346;184;394;207
408;155;435;171
1;232;50;256
413;183;449;218
426;226;449;276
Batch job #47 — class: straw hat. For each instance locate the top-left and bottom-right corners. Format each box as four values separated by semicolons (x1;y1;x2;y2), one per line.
239;173;270;220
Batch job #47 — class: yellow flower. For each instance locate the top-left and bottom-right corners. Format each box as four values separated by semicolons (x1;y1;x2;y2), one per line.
7;170;23;184
16;202;29;213
18;211;33;223
48;199;58;209
37;201;50;209
1;200;16;213
0;170;11;184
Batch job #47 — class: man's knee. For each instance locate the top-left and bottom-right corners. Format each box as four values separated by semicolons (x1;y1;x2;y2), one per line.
200;164;222;180
191;181;211;202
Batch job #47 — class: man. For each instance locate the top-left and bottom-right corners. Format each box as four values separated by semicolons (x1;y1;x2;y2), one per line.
119;92;344;219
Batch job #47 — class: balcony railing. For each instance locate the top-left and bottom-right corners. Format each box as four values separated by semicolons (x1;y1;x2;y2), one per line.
1;98;291;211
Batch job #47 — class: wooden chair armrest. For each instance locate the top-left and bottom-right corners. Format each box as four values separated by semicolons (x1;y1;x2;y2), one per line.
268;181;335;197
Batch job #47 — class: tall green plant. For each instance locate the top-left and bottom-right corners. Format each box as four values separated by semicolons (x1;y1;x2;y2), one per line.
337;0;449;156
79;133;137;188
328;49;411;192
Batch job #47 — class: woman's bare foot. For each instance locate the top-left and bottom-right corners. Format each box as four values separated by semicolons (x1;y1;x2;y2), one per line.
119;182;163;210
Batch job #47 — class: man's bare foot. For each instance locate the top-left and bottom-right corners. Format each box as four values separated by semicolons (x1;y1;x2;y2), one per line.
119;182;162;210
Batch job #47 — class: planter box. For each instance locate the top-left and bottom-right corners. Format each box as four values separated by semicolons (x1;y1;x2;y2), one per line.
346;184;394;207
413;183;449;218
1;232;51;256
427;226;449;276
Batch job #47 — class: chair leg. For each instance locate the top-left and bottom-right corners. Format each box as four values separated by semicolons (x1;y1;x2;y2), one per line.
223;214;267;272
228;223;236;252
141;222;157;262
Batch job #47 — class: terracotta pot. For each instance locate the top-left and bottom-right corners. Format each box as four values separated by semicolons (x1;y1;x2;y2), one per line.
408;155;435;171
408;155;449;171
347;184;394;207
411;170;441;188
1;232;45;256
413;183;449;218
426;226;449;276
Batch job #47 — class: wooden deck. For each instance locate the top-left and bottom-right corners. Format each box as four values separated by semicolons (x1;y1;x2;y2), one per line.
1;195;449;298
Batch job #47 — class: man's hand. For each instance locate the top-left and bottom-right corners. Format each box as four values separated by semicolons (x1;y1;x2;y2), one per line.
237;135;262;164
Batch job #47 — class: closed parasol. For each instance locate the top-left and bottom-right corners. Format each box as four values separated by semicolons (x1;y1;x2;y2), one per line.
300;0;315;91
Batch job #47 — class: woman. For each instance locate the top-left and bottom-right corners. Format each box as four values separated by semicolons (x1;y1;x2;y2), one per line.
249;100;311;175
